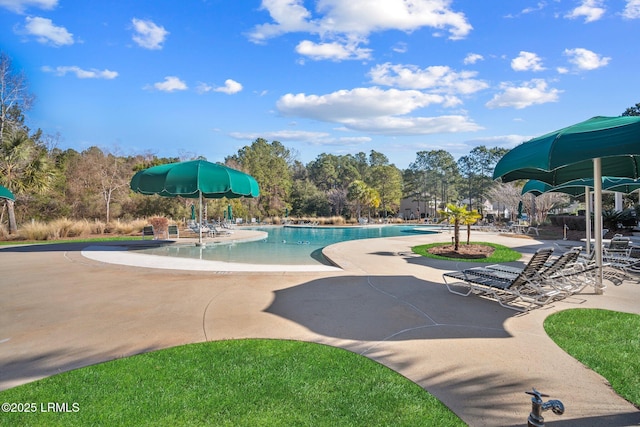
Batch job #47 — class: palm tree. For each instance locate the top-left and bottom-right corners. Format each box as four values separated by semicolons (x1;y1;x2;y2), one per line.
0;131;54;233
437;203;468;251
462;209;482;245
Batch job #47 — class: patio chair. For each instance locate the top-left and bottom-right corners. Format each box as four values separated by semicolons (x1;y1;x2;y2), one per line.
142;225;154;240
442;247;563;312
188;221;213;238
602;236;640;277
168;225;179;239
486;248;585;295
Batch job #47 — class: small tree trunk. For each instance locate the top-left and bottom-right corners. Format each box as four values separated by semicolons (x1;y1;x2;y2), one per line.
7;199;17;234
454;220;460;251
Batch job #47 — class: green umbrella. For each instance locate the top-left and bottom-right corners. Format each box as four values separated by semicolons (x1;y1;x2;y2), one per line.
494;116;640;184
522;177;640;254
227;204;233;222
494;116;640;293
0;185;15;201
130;160;259;245
521;177;640;197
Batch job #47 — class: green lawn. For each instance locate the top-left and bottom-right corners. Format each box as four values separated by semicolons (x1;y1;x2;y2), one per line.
412;241;521;263
545;309;640;406
0;339;464;426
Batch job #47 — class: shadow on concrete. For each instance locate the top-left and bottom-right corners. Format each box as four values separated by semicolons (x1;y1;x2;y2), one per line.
264;275;515;342
0;344;163;392
541;412;640;426
0;240;167;253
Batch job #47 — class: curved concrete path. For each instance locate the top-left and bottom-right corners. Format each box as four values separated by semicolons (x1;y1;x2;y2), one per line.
1;229;639;426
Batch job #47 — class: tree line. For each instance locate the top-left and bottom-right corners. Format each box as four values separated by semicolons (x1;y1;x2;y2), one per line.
2;51;638;234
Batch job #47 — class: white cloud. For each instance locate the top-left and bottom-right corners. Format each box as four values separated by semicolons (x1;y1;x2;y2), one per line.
0;0;56;13
278;87;446;121
248;0;472;60
369;63;488;96
563;47;610;70
466;134;530;150
486;79;561;109
131;18;169;50
338;115;481;135
42;65;118;79
521;2;547;15
215;79;243;94
392;42;407;53
229;130;372;147
23;16;73;46
197;79;243;94
565;0;605;23
511;51;545;72
276;86;481;135
295;40;371;61
150;76;187;92
623;0;640;18
463;53;483;65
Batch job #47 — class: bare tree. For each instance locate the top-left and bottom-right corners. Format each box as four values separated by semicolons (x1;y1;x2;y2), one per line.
487;182;523;221
67;146;131;222
527;192;569;225
0;52;34;142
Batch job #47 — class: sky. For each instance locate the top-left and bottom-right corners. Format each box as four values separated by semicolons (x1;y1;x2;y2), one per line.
1;0;639;169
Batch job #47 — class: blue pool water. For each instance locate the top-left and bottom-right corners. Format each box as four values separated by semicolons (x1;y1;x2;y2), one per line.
135;225;438;266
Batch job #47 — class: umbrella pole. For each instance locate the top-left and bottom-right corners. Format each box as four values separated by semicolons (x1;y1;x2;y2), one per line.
197;191;204;246
593;158;604;294
585;187;592;256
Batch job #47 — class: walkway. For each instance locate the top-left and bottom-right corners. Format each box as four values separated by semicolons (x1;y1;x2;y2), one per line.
1;230;639;426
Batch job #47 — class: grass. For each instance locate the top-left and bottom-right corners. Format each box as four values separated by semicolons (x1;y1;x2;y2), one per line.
411;242;522;263
544;309;640;407
0;339;464;426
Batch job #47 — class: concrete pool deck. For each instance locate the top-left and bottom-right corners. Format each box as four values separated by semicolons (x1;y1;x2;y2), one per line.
1;229;639;426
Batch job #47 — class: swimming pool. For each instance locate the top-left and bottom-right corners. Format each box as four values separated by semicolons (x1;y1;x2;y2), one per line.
134;225;439;266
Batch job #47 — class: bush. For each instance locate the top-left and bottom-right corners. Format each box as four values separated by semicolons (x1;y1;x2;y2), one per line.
107;219;148;235
549;215;586;231
148;217;169;234
18;220;51;240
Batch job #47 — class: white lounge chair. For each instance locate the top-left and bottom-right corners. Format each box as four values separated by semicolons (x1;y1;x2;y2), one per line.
442;247;565;311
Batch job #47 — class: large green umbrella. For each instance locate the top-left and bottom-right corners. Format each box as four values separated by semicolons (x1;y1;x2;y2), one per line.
522;177;640;253
0;185;15;201
494;116;640;292
521;177;640;197
130;160;259;245
494;116;640;184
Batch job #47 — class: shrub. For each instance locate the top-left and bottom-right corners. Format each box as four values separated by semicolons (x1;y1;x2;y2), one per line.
104;219;148;235
550;215;586;231
0;223;10;240
49;218;74;238
91;219;107;234
148;217;169;234
68;219;92;237
18;221;51;240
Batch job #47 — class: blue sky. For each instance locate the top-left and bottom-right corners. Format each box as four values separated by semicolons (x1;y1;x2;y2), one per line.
1;0;639;169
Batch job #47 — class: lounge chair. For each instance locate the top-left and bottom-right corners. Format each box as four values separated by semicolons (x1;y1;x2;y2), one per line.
188;221;213;237
168;225;179;239
442;247;564;311
602;236;640;277
142;225;154;240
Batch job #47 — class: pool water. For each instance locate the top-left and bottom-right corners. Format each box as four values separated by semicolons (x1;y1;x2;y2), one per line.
135;225;438;266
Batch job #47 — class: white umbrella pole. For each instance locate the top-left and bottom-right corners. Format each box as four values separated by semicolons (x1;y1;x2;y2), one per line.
593;158;604;294
585;187;592;256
